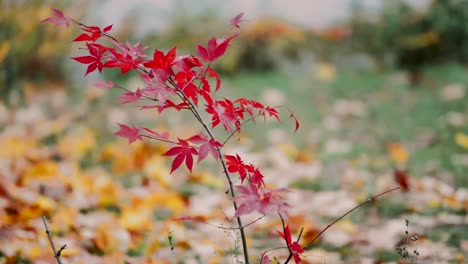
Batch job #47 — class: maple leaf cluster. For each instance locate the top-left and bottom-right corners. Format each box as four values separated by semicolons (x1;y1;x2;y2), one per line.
42;9;302;263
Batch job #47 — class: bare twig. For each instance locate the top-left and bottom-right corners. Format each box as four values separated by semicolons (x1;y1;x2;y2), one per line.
42;216;66;264
302;187;400;250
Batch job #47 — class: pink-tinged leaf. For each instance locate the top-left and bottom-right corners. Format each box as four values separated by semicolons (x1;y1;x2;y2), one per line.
162;138;198;173
118;88;142;104
233;185;290;218
41;8;70;28
114;123;142;144
103;24;113;32
188;134;222;162
92;80;115;89
261;255;270;264
230;12;245;29
143;128;169;141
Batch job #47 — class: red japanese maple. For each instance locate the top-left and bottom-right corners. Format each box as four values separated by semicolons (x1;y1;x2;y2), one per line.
43;9;303;264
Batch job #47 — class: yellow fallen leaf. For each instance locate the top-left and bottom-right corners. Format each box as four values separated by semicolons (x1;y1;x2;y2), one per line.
120;206;152;231
427;199;441;208
0;137;36;158
387;142;409;163
24;246;43;259
34;195;56;212
0;42;10;63
59;246;80;257
144;156;171;188
314;62;336;81
455;132;468;149
58;127;96;159
147;193;186;215
23;161;59;185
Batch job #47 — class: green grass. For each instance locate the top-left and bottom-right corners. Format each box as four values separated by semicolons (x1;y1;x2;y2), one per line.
224;64;468;188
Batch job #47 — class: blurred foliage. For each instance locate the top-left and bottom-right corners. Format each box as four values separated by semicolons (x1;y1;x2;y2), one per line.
0;0;78;105
348;0;468;83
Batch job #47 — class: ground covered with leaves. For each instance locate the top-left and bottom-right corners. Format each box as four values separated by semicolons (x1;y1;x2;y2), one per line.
0;65;467;263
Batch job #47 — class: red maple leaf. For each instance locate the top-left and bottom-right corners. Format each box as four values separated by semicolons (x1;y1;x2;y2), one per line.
174;71;199;105
73;25;112;42
276;225;304;264
196;34;238;62
143;47;177;74
71;43;108;75
188;134;222;162
225;154;251;182
205;99;240;131
114;123;143;144
104;48;141;74
162;138;198;173
41;8;70;28
207;67;221;91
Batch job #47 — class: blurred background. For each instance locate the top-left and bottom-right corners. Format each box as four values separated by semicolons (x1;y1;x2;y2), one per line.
1;0;467;263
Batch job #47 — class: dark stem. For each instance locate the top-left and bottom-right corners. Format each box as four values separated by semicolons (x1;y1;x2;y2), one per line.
42;216;66;264
303;187;400;249
170;75;250;264
280;214;294;264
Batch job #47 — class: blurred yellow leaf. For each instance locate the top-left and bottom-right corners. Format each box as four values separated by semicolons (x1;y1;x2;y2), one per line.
119;206;152;231
387;142;409;163
91;223;131;254
0;137;36;158
96;176;119;206
455;132;468;149
58;127;96;159
34;195;56;212
427;199;441;208
23;161;59;185
23;246;43;259
314;62;336;81
144;156;171;188
59;246;80;257
0;42;10;63
147;193;186;215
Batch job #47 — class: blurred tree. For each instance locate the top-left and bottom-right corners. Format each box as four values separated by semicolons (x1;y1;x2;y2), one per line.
349;0;468;85
0;0;79;106
144;15;306;74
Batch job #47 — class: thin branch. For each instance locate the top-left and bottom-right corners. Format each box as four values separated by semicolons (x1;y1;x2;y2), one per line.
42;216;66;264
168;71;250;264
303;187;400;249
222;113;261;145
176;213;269;230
